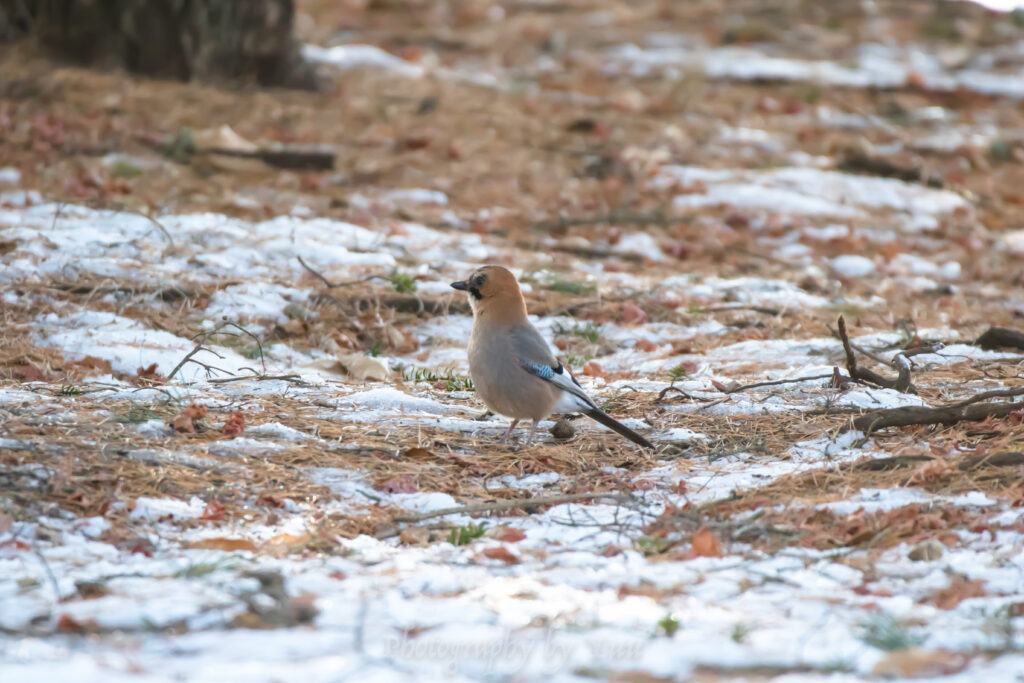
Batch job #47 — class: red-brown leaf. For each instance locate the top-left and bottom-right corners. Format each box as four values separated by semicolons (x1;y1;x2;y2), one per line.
482;546;520;564
201;500;227;522
691;527;723;558
621;302;649;325
222;411;245;437
380;476;418;494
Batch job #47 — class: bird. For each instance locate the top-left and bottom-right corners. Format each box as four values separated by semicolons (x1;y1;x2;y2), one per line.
450;265;653;449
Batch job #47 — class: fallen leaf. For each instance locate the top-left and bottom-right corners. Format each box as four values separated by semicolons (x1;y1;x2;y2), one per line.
171;403;208;433
56;613;98;634
261;533;310;557
926;574;987;610
622;302;649;325
485;526;526;543
582;361;606;378
70;356;113;376
872;648;969;677
193;124;259;153
338;353;390;381
908;539;944;562
254;494;285;508
908;458;954;486
379;476;417;494
136;362;166;385
201;500;227;522
905;70;927;90
74;581;110;599
691;527;723;558
399;527;431;545
222;411;245;437
188;537;258;552
402;447;435;461
482;546;520;564
12;364;44;382
634;339;657;352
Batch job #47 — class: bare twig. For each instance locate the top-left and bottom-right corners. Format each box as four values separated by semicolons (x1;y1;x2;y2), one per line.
167;320;265;382
837;316;917;394
166;345;206;382
297;256;384;289
141;212;175;248
529;210;670;233
297;255;340;288
656;386;717;403
392;491;634;523
720;373;834;394
945;386;1024;409
207;374;309;386
692;304;783;316
853;399;1024;433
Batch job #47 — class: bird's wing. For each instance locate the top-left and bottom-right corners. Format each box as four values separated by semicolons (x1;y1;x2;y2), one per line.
512;323;654;449
511;324;597;412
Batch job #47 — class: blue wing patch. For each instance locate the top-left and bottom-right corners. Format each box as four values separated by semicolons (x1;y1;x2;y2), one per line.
522;360;562;379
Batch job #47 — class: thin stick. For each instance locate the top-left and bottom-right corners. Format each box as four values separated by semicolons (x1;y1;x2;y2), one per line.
167;344;204;382
297;255;339;287
392;491;633;523
297;256;383;289
722;373;834;394
142;212;175;247
945;386;1024;409
837;316;916;394
207;374;308;385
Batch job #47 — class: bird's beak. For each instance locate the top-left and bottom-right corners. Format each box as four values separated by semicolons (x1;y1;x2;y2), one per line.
450;280;469;291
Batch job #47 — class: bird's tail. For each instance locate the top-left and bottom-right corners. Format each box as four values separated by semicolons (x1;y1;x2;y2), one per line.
583;408;654;449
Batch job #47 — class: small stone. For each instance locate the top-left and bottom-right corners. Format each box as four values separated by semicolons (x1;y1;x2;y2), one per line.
550;418;575;440
908;539;944;562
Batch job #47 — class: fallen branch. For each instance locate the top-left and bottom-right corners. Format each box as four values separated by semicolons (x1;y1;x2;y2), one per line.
516;241;645;263
392;490;633;523
529;210;670;233
853;399;1024;433
847;452;1023;472
854;455;934;471
976;327;1024;351
837;316;917;394
694;304;783;316
207;373;308;386
719;373;835;394
958;452;1024;470
655;386;718;403
838;149;944;188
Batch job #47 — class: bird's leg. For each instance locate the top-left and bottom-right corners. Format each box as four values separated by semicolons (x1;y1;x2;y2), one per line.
525;419;539;445
499;419;519;443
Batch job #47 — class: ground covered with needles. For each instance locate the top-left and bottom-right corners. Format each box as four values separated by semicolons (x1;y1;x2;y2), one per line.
2;1;1024;680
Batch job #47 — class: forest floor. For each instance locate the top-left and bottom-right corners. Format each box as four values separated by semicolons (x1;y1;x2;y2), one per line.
2;1;1024;681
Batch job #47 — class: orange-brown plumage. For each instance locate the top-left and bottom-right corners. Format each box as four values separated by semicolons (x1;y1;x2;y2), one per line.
450;265;653;448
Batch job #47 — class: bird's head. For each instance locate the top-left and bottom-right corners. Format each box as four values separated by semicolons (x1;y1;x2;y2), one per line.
451;265;526;322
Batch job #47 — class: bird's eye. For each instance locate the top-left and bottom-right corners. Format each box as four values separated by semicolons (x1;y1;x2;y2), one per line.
473;274;487;287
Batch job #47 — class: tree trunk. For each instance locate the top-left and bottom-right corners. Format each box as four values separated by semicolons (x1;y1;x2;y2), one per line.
8;0;319;89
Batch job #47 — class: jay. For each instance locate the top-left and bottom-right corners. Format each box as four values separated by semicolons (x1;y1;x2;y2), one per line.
451;265;653;449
